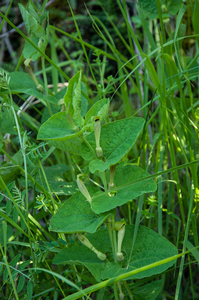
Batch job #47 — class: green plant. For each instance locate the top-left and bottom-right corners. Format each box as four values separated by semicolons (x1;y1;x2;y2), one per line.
0;0;199;299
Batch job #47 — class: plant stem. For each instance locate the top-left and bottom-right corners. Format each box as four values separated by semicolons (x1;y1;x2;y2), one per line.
123;281;134;300
0;244;19;300
114;283;119;300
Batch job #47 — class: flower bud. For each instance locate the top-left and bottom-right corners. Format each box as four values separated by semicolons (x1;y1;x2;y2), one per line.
94;117;103;157
37;84;44;92
117;282;125;300
96;251;106;261
116;252;124;262
109;165;116;189
77;233;106;261
116;223;126;262
76;175;92;204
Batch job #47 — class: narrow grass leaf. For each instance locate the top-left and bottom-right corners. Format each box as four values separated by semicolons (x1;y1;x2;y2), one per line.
193;0;199;46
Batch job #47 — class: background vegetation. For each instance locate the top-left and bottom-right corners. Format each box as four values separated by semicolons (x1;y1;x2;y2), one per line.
0;0;199;299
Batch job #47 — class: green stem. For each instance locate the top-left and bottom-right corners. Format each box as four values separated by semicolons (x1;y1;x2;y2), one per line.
8;89;35;262
114;283;119;300
128;202;132;225
38;160;56;212
112;215;118;262
107;217;116;262
0;244;19;300
41;56;53;117
123;281;134;300
99;171;108;192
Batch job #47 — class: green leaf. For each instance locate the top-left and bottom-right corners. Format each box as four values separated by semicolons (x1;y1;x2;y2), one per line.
13;207;18;224
10;254;21;267
48;136;82;155
0;224;13;245
138;0;183;19
193;0;199;46
0;264;3;276
18;260;31;271
162;53;182;92
81;117;145;173
0;150;24;189
27;281;33;300
53;244;106;282
19;3;45;38
36;164;78;196
132;280;163;300
17;275;25;293
37;112;85;141
41;105;60;124
186;240;199;262
3;267;8;282
64;71;83;125
0;166;20;190
84;98;110;131
22;33;48;61
6;200;12;215
0;106;16;134
23;38;40;61
81;82;88;118
103;225;177;280
91;164;156;214
49;188;109;233
53;229;111;281
26;2;38;21
9;71;35;90
100;226;177;280
9;72;58;105
72;72;82;121
53;225;177;282
18;3;49;61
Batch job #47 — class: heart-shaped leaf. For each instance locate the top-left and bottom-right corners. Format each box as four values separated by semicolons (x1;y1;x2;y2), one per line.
64;71;83;125
49;188;110;233
84;98;109;131
81;117;145;173
91;164;157;214
37;112;85;141
53;225;177;282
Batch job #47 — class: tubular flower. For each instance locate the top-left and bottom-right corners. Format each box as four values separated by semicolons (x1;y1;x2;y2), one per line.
76;174;92;204
77;233;106;261
117;282;125;300
116;222;126;262
109;164;116;189
94;117;103;157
